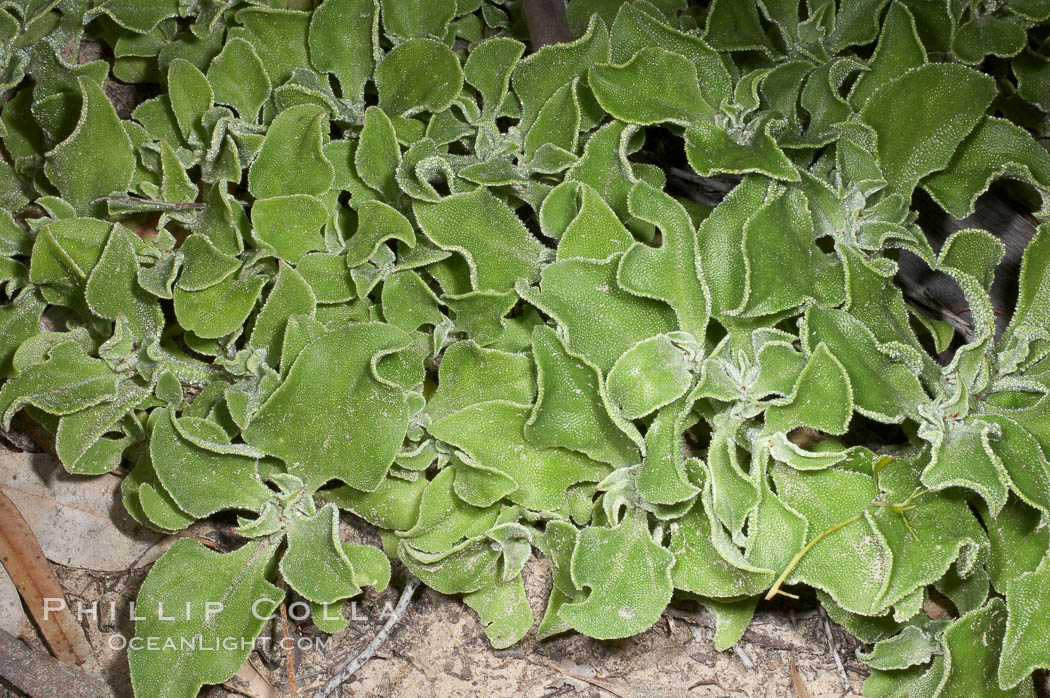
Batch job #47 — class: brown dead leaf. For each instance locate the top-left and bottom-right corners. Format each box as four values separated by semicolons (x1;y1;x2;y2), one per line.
0;451;169;571
790;657;811;698
224;656;280;698
0;489;99;672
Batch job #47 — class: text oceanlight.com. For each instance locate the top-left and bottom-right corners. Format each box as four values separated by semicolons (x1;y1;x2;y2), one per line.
107;635;334;652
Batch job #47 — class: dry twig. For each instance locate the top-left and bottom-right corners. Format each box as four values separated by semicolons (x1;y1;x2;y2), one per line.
0;628;111;698
278;588;298;698
820;607;850;693
317;576;420;698
535;657;627;698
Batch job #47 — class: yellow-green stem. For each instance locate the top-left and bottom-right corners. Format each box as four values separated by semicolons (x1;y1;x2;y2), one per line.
764;513;864;601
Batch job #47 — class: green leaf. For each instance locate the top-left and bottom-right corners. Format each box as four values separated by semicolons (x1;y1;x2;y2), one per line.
606;333;696;421
44;78;134;215
922;416;1009;516
1004;222;1050;350
281;504;362;604
250;194;328;263
764;343;853;435
381;0;454;39
167;59;213;145
296;252;355;304
546;182;634;260
1000;555;1050;689
320;474;427;531
772;464;889;615
381;270;443;331
849;1;927;108
512;15;610;133
669;500;770;597
524;79;580;160
684;118;799;182
250;262;316;365
308;0;377;101
230;7;312;87
375;38;463;116
85;225;164;342
559;508;674;639
0;342;120;428
397;467;498;551
923;117;1050;219
871;454;988;611
618;180;710;337
463;37;524;120
705;0;774;52
399;536;500;594
56;377;149;474
206;38;271;121
705;597;760;652
173;269;267;339
590;47;711;126
982;497;1049;591
610;2;731;110
952;15;1027;65
697;175;768;317
803;306;926;423
129;539;284;698
0;290;45;379
858;625;938;671
243;323;412;491
637;397;701;505
518;255;677;374
345;200;416;266
527;325;641;468
150;409;271;517
860;63;995;198
415;187;546;293
736;186;844;316
356;106;402;201
249;104;334;199
425;341;535;423
941;599;1034;697
464;574;534;649
95;0;179;33
429;400;609;511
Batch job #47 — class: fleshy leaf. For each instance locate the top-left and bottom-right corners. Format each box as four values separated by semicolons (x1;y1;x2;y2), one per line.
429;400;609;511
618;180;709;337
764;343;852;436
129;539;284;698
606;333;696;421
518;255;677;374
206;38;270;121
0;342;120;428
558;508;674;639
308;0;377;101
280;504;362;604
526;325;641;467
415;187;546;293
44;78;134;215
375;38;463;116
248;104;334;199
150;410;271;518
244;323;412;491
859;63;995;198
590;47;711;126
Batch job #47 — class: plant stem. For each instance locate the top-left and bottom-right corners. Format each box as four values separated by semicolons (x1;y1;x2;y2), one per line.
764;513;864;601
